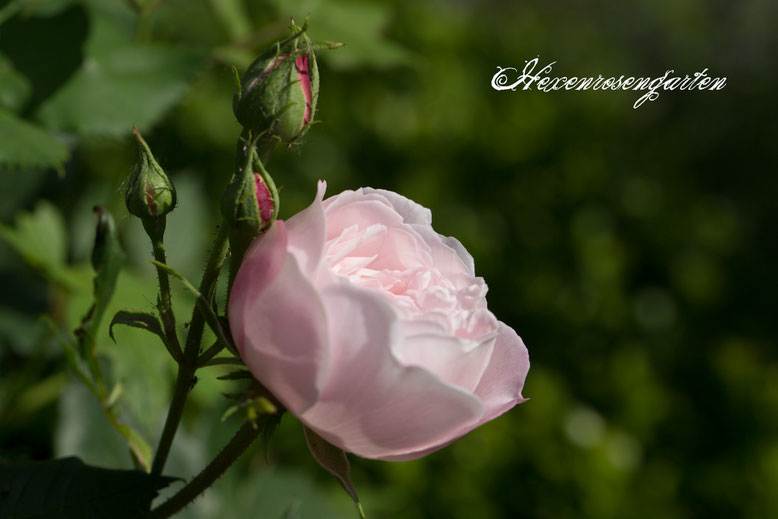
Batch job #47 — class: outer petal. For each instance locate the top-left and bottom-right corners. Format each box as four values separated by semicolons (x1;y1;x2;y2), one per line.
229;221;330;415
396;332;494;393
438;234;475;275
472;321;530;423
285;180;327;277
382;321;529;461
364;188;433;226
300;283;484;460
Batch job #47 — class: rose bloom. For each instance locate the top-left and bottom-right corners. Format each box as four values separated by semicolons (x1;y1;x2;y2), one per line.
229;181;529;461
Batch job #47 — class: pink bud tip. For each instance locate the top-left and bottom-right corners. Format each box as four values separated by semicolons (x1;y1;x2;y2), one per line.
254;173;274;222
295;54;312;126
145;181;157;215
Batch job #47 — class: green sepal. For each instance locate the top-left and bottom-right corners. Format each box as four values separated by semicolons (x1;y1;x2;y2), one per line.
232;65;243;112
216;370;254;381
303;426;365;518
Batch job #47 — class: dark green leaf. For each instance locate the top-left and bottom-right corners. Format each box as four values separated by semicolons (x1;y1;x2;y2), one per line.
35;44;203;137
0;0;81;24
269;0;413;69
0;109;68;171
109;309;165;344
0;4;88;106
0;201;78;287
0;53;31;112
108;309;177;361
303;426;365;518
24;0;201;138
0;457;177;518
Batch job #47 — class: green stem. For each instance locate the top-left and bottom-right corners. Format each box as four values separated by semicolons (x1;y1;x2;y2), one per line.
143;218;182;361
183;224;230;364
150;363;193;476
151;224;229;476
148;419;263;519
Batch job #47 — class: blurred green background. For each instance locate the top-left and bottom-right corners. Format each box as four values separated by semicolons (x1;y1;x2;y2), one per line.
1;0;776;517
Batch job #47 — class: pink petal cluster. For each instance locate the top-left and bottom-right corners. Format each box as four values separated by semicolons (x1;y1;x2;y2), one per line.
229;181;529;461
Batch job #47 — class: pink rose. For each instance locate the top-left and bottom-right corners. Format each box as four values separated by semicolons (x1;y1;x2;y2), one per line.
228;181;529;461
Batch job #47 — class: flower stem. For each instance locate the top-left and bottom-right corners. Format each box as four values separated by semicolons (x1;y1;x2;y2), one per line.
148;419;263;519
151;224;230;476
182;223;231;363
143;217;182;361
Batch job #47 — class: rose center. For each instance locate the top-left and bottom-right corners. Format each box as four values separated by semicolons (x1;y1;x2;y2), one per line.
324;223;498;341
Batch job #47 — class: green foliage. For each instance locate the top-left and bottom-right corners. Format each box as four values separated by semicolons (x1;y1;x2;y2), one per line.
0;54;32;112
0;456;176;518
35;44;202;137
109;310;166;347
0;201;75;286
269;0;414;68
0;110;68;172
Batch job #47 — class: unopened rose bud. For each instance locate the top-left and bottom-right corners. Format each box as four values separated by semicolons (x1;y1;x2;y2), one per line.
125;127;176;219
222;140;280;290
221;143;279;237
233;19;319;145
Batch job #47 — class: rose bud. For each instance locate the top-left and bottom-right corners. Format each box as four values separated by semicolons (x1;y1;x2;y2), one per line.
233;19;319;145
228;181;530;461
221;151;278;237
221;142;279;286
125;127;176;219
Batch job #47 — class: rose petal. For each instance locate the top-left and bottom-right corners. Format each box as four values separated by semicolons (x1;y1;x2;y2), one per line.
380;321;529;461
229;221;330;415
285;180;327;277
228;220;287;302
300;283;484;460
473;321;530;424
321;188;392;214
324;199;405;241
396;331;494;393
411;224;475;279
439;234;476;275
365;225;432;271
363;188;433;226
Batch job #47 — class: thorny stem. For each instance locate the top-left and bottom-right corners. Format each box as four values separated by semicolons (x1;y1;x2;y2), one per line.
151;224;230;476
148;419;264;519
143;218;182;362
